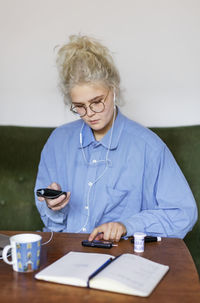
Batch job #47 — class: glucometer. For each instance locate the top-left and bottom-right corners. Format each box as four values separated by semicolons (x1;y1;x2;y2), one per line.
82;240;117;249
36;188;67;199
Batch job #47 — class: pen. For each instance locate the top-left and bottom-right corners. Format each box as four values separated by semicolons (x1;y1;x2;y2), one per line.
131;236;162;243
87;257;113;287
87;255;121;288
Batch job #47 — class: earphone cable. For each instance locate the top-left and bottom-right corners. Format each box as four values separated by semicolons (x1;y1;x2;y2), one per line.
76;106;116;233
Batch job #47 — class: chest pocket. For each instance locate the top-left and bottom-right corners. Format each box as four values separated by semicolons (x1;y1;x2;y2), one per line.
103;186;129;217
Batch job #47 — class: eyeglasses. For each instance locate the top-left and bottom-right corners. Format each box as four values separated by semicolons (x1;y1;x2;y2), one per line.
70;90;109;117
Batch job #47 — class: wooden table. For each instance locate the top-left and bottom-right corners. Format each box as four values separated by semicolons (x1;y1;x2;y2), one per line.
1;231;200;303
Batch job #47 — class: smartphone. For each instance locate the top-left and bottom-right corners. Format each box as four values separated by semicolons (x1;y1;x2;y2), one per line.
82;240;113;248
36;188;67;199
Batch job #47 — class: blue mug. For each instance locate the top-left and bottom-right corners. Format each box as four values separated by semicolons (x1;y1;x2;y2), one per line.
3;233;42;272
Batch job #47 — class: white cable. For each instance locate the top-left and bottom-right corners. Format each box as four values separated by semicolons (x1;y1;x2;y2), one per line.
76;106;116;233
80;106;116;166
80;126;107;165
42;231;54;245
0;254;11;260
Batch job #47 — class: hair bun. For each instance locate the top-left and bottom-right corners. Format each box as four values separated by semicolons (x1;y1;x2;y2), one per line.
56;34;120;105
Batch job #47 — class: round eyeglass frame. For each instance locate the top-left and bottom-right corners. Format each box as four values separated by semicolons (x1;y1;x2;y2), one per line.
70;90;110;117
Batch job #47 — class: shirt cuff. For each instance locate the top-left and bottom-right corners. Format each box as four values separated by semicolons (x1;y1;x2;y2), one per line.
44;203;68;224
123;217;145;237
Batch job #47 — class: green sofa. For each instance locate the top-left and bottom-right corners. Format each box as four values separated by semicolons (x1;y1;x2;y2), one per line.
0;125;199;276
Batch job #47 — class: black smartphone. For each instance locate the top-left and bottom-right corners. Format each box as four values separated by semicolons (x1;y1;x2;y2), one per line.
82;240;113;248
36;188;67;199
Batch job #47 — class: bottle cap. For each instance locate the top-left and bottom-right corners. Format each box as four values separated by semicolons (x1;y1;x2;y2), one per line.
134;232;146;239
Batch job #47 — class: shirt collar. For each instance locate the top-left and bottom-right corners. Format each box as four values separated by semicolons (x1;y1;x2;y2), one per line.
79;108;125;150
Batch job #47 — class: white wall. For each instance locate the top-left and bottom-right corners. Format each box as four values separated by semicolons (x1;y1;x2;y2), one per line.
0;0;200;127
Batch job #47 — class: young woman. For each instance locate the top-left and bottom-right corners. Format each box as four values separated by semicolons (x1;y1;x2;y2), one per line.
35;35;197;241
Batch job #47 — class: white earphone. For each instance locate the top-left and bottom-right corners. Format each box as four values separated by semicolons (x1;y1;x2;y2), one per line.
76;89;116;233
113;89;116;108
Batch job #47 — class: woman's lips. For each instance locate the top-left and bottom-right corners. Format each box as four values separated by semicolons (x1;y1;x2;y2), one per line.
89;119;100;125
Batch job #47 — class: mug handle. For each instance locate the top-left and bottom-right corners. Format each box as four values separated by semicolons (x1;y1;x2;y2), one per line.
2;245;13;265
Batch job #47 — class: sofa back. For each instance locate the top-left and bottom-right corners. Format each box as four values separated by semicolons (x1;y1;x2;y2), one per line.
0;125;199;275
0;126;53;231
152;125;200;276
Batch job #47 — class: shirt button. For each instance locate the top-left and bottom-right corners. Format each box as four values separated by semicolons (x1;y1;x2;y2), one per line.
88;182;93;187
92;159;97;163
82;227;86;232
85;206;88;210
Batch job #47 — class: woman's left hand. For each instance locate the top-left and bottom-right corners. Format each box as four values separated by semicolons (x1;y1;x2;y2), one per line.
88;222;127;242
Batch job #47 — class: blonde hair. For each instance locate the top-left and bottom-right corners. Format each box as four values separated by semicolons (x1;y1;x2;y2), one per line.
56;35;121;105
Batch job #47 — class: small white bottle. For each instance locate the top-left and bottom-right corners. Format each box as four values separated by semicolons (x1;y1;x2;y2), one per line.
133;232;146;253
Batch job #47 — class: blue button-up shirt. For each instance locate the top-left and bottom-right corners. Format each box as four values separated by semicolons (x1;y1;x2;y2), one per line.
35;110;197;238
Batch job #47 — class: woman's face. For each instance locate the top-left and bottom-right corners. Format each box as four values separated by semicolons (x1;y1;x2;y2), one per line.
70;83;115;141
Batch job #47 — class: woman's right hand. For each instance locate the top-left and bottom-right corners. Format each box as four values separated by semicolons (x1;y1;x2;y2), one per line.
37;182;71;211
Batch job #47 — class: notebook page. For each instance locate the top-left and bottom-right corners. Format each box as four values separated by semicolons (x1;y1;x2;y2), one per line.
90;253;169;296
35;251;114;287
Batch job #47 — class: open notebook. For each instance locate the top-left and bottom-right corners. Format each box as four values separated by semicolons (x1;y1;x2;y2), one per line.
35;252;169;297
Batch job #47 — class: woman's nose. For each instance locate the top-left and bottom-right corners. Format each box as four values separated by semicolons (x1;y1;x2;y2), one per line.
86;106;95;117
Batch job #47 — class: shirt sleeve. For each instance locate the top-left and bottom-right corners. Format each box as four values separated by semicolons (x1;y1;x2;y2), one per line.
123;145;198;238
34;132;69;232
